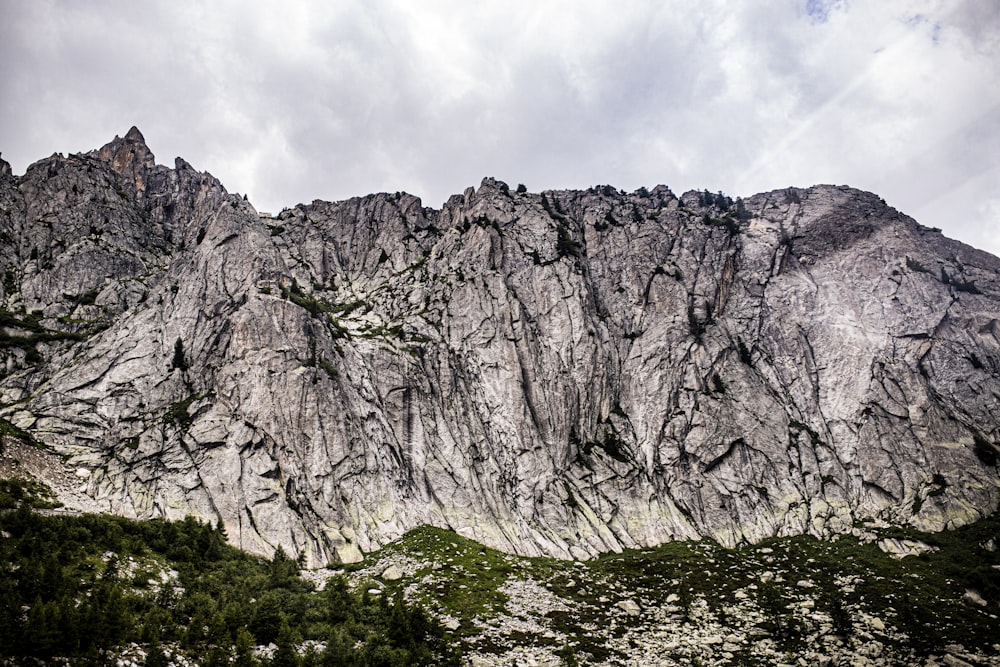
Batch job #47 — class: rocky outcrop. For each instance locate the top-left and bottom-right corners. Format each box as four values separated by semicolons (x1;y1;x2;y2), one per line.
0;131;998;566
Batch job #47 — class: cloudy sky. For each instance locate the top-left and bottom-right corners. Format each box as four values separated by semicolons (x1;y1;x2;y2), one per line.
2;0;998;256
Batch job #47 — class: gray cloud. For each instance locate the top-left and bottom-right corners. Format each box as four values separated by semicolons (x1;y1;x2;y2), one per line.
1;0;997;256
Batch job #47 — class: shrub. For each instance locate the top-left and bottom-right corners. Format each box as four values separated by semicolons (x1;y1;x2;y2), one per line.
171;338;187;371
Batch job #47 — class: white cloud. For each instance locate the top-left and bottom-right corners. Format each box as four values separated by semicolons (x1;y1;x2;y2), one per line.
0;0;997;256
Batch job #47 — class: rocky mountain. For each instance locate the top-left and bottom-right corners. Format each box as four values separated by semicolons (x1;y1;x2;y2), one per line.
0;128;998;567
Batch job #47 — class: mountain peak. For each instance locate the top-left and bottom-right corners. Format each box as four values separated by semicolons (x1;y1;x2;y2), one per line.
94;126;156;194
124;125;146;143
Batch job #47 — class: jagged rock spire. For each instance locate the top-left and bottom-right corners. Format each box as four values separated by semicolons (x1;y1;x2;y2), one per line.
94;126;156;195
124;125;146;143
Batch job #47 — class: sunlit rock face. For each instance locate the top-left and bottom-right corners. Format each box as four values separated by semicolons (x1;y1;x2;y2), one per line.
1;129;998;566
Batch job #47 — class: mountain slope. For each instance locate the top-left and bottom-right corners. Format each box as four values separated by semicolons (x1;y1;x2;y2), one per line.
0;129;998;566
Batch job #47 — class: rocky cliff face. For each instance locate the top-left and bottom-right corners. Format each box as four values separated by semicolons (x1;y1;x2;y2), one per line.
1;129;998;566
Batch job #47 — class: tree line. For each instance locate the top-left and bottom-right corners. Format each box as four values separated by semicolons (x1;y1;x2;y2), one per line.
0;498;461;666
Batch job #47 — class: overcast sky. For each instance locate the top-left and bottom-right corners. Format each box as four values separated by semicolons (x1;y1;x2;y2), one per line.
2;0;998;256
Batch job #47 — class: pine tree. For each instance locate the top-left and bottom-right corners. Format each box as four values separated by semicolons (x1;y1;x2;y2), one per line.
321;628;354;666
145;636;168;667
171;338;187;371
271;620;300;667
233;628;257;667
23;597;58;658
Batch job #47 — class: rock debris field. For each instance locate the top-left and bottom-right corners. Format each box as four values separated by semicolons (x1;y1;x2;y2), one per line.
308;524;1000;666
